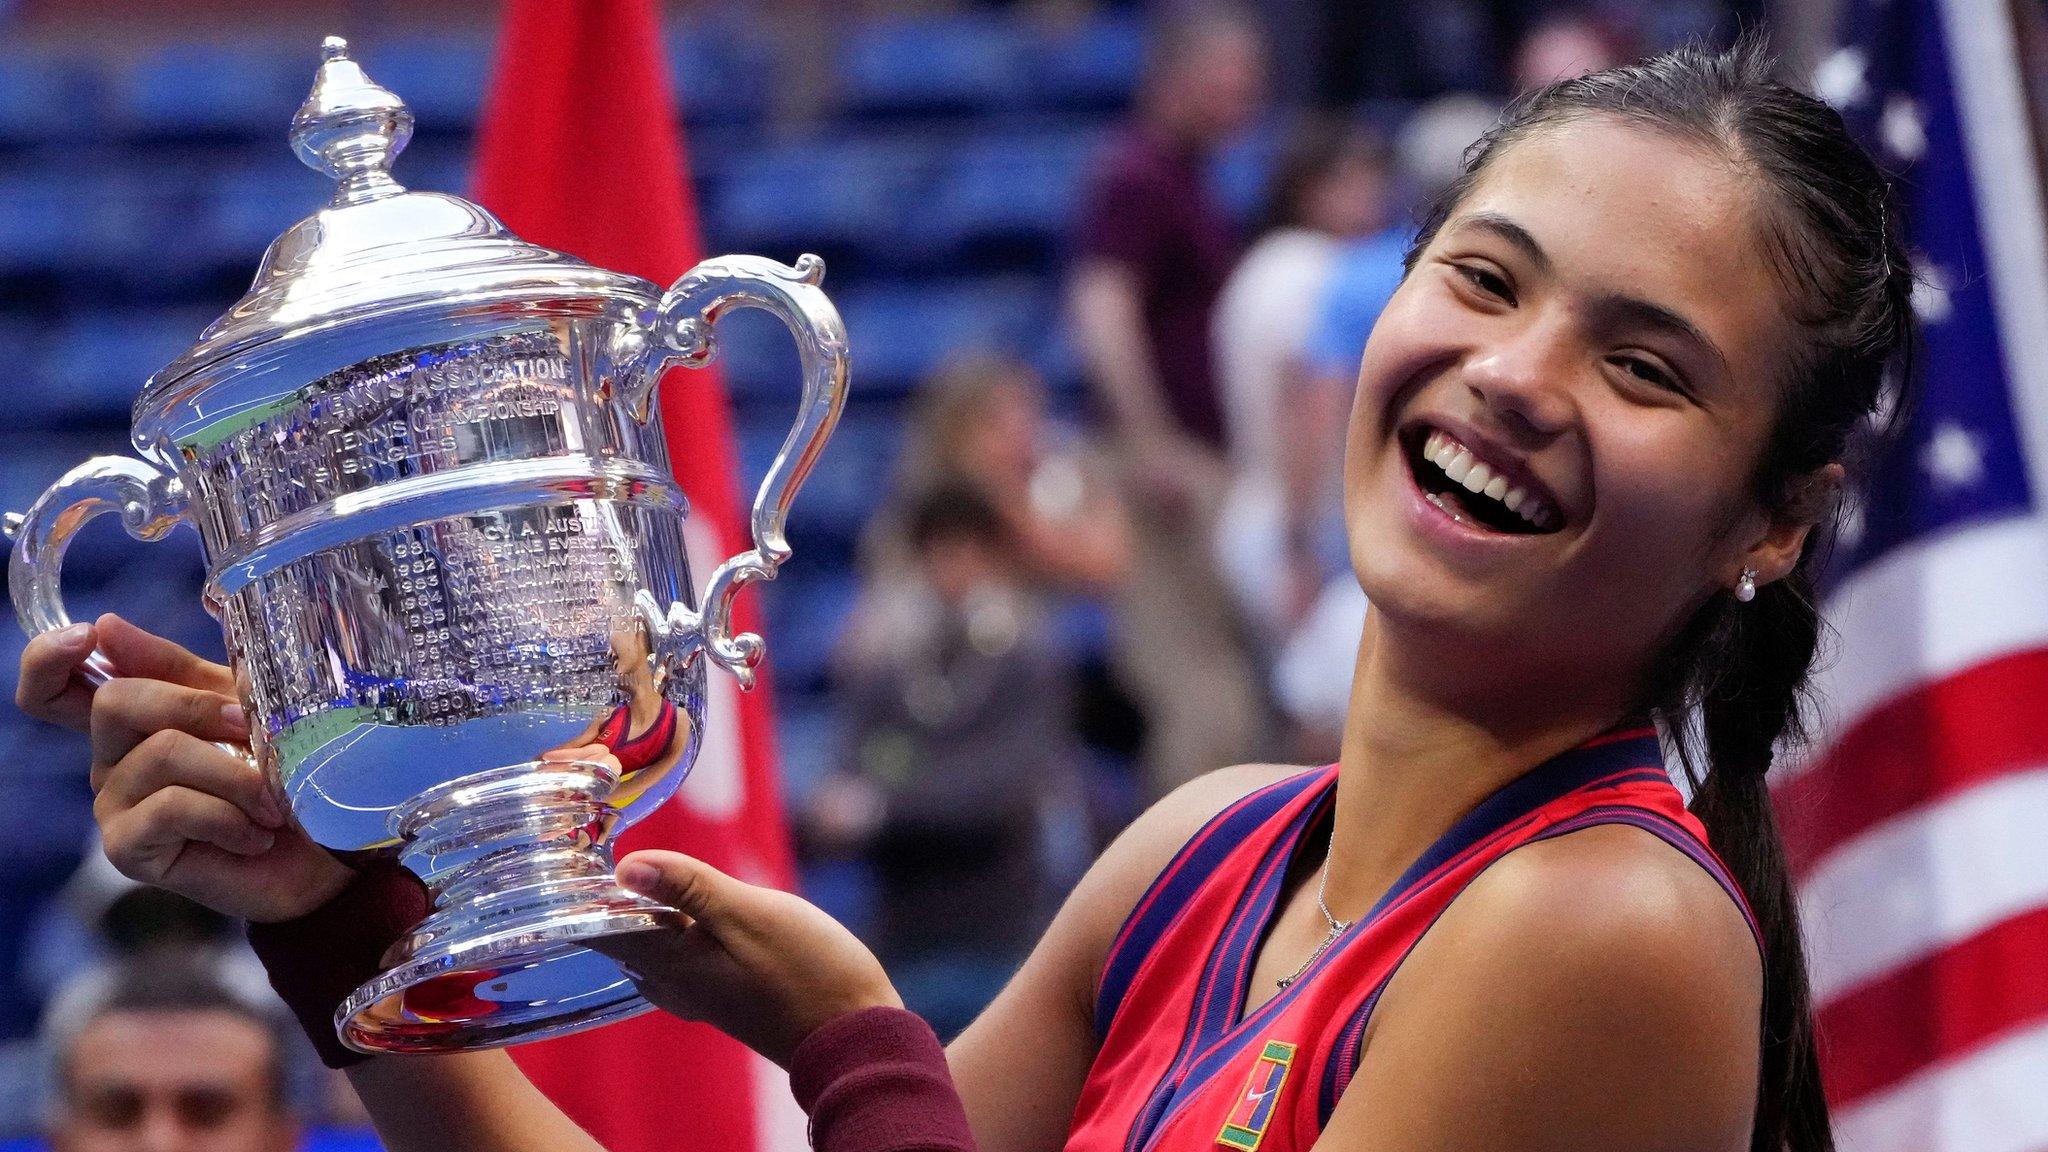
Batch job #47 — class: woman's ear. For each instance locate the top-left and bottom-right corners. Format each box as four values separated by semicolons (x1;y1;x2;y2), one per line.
1733;462;1846;591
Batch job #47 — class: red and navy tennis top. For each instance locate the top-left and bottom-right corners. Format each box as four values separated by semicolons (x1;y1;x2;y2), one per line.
1064;723;1758;1152
595;699;680;774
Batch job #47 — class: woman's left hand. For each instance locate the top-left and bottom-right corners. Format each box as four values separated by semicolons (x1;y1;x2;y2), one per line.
592;850;903;1068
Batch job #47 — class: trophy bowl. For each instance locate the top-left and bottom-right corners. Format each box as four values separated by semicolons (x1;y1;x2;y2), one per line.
2;38;849;1053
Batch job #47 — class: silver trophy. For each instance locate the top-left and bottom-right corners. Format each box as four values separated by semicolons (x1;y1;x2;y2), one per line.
2;38;848;1053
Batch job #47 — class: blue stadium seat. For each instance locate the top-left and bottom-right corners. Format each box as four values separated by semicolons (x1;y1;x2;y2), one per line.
927;128;1102;256
29;310;215;427
353;34;495;128
1;158;235;279
0;173;89;273
111;42;304;137
111;162;228;279
759;569;860;695
836;277;1051;393
0;49;104;143
205;161;337;259
1022;14;1144;112
670;23;773;125
839;15;1027;119
705;136;933;264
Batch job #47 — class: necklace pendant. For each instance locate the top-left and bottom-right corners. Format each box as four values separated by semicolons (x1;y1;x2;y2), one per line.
1276;923;1346;990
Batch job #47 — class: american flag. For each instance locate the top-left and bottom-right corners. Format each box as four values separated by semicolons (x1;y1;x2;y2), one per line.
1776;0;2048;1148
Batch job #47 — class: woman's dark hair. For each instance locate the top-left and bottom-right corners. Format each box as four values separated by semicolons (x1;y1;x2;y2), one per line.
1400;33;1917;1152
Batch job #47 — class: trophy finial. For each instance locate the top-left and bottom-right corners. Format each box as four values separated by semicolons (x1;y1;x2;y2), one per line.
291;35;413;206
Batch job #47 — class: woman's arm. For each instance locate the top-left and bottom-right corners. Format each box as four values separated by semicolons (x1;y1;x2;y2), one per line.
596;765;1290;1152
1315;826;1763;1152
945;764;1295;1152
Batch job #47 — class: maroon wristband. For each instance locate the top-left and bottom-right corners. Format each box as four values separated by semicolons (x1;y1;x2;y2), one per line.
245;861;430;1069
789;1007;978;1152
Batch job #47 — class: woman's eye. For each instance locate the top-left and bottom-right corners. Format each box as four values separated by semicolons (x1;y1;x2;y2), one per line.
1614;356;1684;394
1453;264;1514;302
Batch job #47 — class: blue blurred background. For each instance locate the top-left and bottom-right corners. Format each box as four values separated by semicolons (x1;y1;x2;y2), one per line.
0;0;1793;1140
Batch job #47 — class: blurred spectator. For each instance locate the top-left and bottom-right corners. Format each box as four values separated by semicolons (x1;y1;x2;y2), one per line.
40;959;296;1152
1508;10;1634;94
1069;0;1265;469
865;354;1131;600
16;847;362;1139
1211;118;1393;640
811;483;1088;1039
849;347;1139;783
25;844;271;1039
1394;92;1506;201
1067;1;1273;792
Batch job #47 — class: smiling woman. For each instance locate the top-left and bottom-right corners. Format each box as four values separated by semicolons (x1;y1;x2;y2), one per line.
37;30;1918;1152
1330;32;1914;1152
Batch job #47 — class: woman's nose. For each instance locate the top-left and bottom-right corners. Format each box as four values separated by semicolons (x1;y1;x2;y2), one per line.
1461;325;1577;439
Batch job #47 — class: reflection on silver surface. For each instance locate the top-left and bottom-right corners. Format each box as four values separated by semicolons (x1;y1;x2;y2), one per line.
4;37;849;1053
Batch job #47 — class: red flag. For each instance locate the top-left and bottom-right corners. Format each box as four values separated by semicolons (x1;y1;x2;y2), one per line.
473;3;800;1149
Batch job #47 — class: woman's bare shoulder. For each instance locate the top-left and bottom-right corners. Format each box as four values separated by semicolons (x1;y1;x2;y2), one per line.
1405;821;1763;1037
1104;764;1306;880
1329;822;1763;1151
1063;764;1310;970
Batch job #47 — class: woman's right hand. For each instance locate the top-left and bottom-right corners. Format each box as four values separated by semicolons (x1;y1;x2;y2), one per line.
20;614;354;922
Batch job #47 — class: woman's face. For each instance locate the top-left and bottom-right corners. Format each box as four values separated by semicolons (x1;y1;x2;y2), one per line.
1345;117;1810;693
960;380;1044;486
1306;152;1389;238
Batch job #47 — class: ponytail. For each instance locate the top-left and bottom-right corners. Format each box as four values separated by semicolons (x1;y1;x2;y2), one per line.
1667;570;1832;1152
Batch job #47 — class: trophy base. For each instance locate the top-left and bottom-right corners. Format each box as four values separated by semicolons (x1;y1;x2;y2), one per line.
333;758;677;1053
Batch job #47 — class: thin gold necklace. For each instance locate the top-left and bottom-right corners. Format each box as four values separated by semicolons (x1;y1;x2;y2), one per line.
1276;854;1353;990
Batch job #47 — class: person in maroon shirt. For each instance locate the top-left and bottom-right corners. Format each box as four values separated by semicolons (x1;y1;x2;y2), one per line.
1069;3;1273;795
1067;5;1261;457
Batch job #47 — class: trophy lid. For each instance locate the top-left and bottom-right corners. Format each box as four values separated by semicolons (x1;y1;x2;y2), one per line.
135;37;658;440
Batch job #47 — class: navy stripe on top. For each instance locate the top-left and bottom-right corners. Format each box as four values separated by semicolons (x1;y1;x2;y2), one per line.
1094;768;1330;1039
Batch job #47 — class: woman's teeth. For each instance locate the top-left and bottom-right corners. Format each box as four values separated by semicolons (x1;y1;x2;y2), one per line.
1421;430;1556;530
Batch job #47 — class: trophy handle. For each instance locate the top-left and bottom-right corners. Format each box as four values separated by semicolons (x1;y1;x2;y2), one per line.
631;253;850;689
5;456;190;684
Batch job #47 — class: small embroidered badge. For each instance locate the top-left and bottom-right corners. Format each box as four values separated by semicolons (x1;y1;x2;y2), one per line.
1216;1040;1297;1151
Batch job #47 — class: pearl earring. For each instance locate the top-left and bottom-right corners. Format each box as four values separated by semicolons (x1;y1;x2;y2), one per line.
1735;568;1758;603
